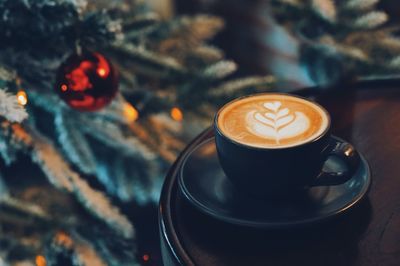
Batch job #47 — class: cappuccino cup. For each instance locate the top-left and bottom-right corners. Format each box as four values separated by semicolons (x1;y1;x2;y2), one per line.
214;93;360;198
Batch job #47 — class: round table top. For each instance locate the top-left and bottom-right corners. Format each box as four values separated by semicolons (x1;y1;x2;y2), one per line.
159;82;400;266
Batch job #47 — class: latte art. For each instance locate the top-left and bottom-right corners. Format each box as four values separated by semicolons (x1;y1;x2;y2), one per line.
246;101;310;144
217;94;329;148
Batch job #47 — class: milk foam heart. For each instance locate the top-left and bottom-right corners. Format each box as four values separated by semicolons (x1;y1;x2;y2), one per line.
217;94;329;148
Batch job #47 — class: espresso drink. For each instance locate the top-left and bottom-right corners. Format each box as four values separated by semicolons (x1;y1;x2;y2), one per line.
217;94;329;148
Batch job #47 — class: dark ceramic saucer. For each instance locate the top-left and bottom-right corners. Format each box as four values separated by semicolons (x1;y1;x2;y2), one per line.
178;137;371;228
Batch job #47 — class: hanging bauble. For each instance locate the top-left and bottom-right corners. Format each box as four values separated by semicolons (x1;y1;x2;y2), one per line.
56;50;118;111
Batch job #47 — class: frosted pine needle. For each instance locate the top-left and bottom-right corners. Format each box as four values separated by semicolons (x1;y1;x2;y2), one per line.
203;61;237;79
55;113;97;175
0;90;28;123
389;56;400;68
312;0;336;22
210;76;275;96
0;67;16;82
70;174;134;238
344;0;379;10
26;127;134;238
277;0;302;6
30;134;75;192
191;46;224;62
353;11;388;29
187;15;224;42
72;237;107;266
271;0;399;84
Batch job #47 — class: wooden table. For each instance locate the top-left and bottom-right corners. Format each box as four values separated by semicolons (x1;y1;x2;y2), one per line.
159;83;400;266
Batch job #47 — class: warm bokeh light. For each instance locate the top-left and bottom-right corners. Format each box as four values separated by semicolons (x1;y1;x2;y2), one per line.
123;103;139;122
61;84;68;91
142;254;150;262
171;107;183;121
35;255;46;266
16;90;28;106
55;231;73;248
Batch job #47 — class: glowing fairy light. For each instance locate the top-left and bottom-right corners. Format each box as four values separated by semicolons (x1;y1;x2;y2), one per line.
171;107;183;121
35;255;46;266
16;90;28;106
142;254;150;262
123;103;139;122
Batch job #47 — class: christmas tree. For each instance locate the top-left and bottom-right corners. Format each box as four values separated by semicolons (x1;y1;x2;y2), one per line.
271;0;400;85
0;0;274;265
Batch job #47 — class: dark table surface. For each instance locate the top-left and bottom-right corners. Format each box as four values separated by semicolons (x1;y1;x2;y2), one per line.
159;84;400;266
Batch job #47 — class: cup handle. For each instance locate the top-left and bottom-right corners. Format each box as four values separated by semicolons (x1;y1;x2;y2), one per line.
311;138;361;186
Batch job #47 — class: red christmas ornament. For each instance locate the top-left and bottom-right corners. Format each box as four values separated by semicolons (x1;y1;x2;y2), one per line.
56;51;118;111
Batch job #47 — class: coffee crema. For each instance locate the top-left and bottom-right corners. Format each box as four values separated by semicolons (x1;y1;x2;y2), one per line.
217;94;329;148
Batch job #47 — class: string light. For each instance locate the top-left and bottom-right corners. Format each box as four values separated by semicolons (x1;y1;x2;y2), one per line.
170;107;183;121
123;103;139;122
16;90;28;106
35;255;46;266
142;254;150;262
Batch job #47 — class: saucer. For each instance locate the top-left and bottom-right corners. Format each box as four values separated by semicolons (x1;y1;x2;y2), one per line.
178;137;371;228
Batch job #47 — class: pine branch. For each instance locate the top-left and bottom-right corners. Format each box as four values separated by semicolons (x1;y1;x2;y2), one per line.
209;76;275;96
29;127;75;192
95;154;159;203
312;0;336;23
276;0;302;6
123;13;160;40
0;172;8;199
28;90;63;114
0;256;8;266
71;236;107;266
271;0;397;84
11;124;134;238
116;67;139;92
0;90;27;123
353;11;388;29
55;111;97;175
190;45;224;62
147;115;185;151
110;43;187;77
127;121;177;163
151;15;223;45
377;36;400;52
318;36;369;61
0;126;17;165
123;13;160;31
202;60;237;79
1;197;50;222
183;15;224;42
80;117;156;160
343;0;379;11
0;66;16;82
70;171;134;238
389;56;400;68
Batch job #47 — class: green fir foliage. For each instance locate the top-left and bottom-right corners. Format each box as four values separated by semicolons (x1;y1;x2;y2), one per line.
271;0;400;85
0;0;274;265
